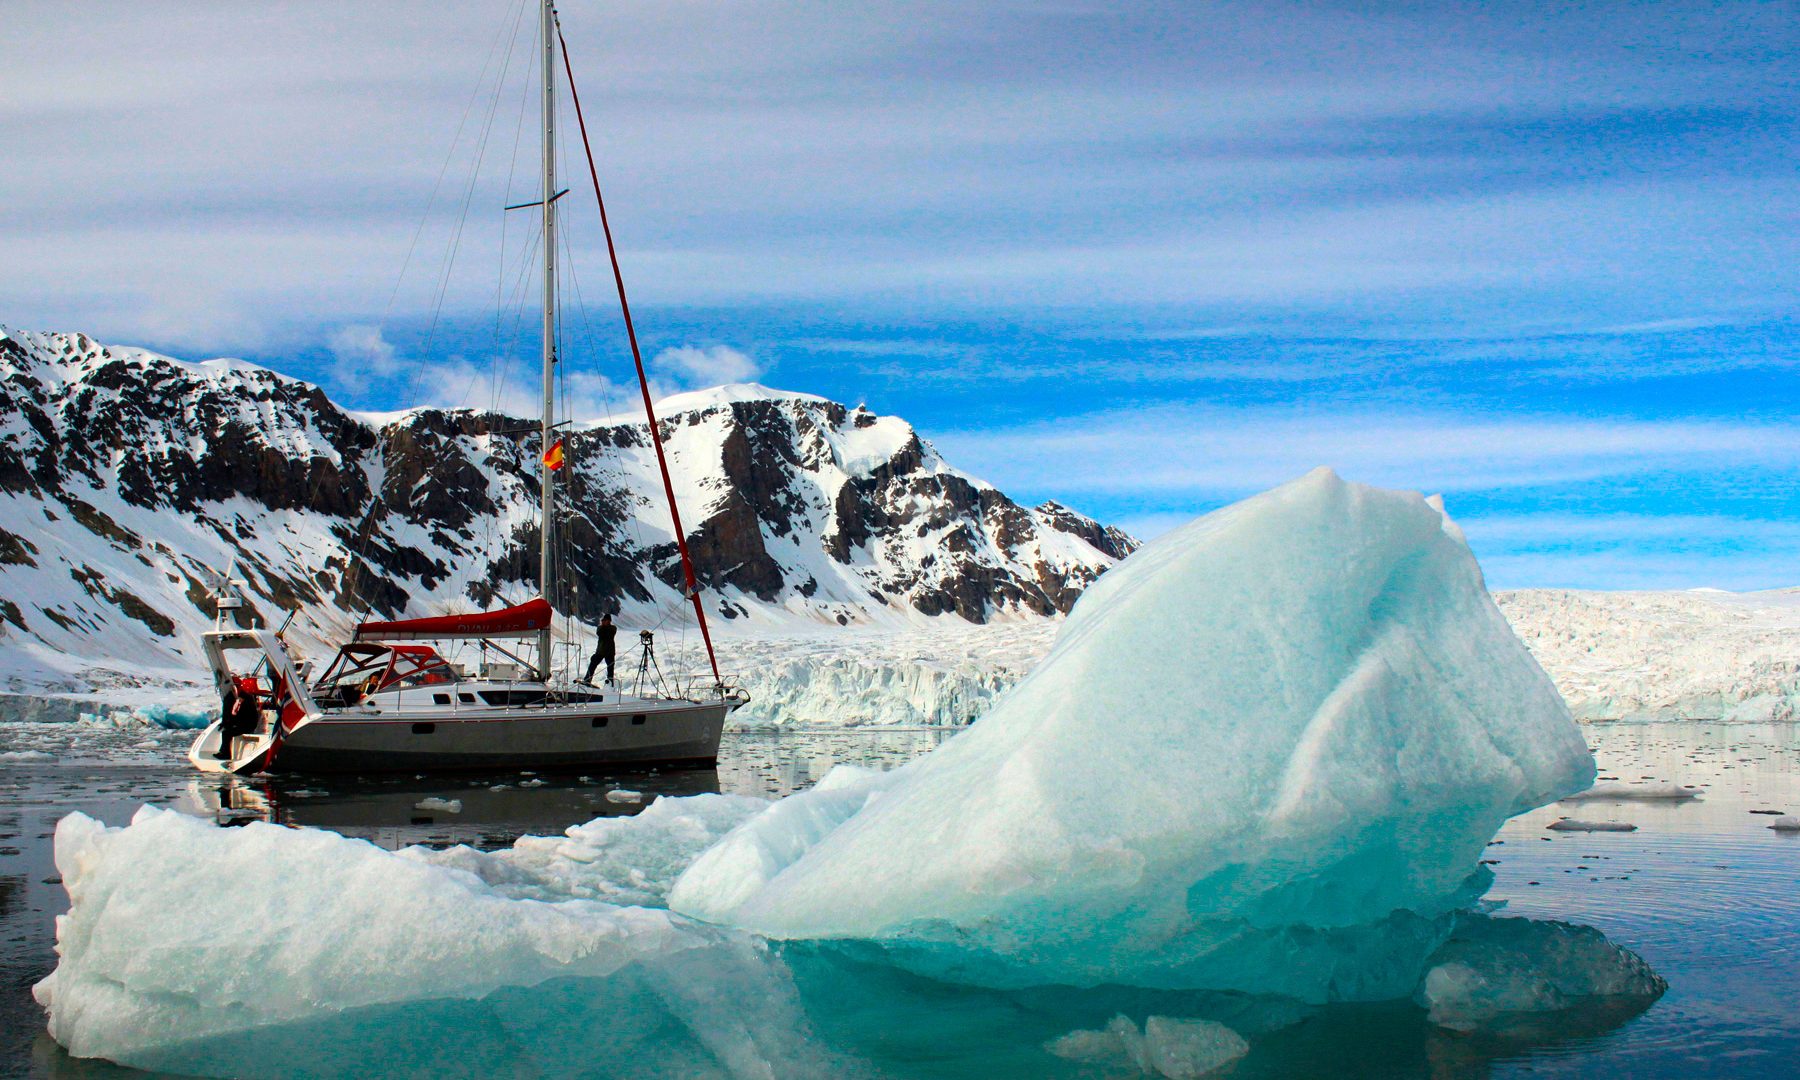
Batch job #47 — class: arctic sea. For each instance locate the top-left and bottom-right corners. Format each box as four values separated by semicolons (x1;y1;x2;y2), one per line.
2;722;1797;1078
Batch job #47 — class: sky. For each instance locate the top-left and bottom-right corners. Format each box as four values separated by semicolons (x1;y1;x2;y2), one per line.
3;0;1796;590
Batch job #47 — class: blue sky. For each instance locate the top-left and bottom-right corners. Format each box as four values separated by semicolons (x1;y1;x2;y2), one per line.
4;0;1795;589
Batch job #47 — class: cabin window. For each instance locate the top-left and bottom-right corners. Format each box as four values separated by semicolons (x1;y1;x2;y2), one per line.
591;716;608;728
631;714;647;725
412;722;436;735
479;689;548;707
432;693;451;705
458;693;476;704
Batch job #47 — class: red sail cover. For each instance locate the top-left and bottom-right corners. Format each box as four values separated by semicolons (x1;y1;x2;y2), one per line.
354;597;553;641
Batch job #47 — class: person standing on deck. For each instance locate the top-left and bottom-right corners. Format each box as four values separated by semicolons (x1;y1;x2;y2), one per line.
583;614;617;685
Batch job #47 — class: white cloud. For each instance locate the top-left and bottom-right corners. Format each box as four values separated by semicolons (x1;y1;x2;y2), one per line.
382;354;634;423
649;345;763;389
326;324;403;391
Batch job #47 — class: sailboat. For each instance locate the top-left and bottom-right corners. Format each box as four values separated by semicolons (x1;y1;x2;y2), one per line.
188;0;747;775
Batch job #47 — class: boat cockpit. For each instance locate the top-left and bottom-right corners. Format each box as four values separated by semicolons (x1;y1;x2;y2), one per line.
312;642;458;708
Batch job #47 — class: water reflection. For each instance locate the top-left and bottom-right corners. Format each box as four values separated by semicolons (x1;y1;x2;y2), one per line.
171;727;961;852
180;768;723;850
9;724;1797;1078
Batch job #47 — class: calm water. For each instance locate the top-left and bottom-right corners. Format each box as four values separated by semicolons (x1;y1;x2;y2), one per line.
1;721;1797;1078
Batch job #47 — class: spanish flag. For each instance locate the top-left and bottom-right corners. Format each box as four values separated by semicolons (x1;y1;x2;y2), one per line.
543;438;565;471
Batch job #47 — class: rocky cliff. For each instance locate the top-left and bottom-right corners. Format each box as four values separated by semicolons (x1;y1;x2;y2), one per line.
0;327;1134;692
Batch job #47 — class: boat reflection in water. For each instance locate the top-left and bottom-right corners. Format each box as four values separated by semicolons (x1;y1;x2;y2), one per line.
180;766;721;850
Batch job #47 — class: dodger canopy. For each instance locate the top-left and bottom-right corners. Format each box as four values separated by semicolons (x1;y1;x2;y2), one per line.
353;597;552;642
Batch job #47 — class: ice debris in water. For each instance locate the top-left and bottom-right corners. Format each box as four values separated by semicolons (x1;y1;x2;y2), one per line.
1417;917;1667;1032
673;469;1595;999
1547;818;1637;832
605;788;645;804
0;749;55;762
1562;782;1700;802
1767;815;1800;832
414;797;463;814
1046;1015;1249;1078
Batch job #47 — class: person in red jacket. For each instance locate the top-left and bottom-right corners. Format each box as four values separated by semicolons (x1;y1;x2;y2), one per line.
215;677;262;759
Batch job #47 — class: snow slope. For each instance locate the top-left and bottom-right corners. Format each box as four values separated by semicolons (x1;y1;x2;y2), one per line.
0;326;1131;703
2;328;1789;730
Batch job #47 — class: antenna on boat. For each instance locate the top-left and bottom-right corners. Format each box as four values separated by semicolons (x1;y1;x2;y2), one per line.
210;557;248;630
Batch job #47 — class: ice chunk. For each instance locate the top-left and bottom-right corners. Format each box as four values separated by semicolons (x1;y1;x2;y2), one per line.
0;749;54;762
1045;1015;1248;1078
33;805;839;1077
673;470;1593;999
1546;818;1636;832
1767;815;1800;832
414;797;463;813
605;788;644;804
421;792;769;907
1562;782;1700;801
1143;1016;1251;1078
1416;917;1666;1031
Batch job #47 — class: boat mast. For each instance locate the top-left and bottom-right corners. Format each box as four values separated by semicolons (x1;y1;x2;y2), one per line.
537;0;557;678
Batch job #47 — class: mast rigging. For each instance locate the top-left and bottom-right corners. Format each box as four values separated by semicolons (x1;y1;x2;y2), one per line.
555;11;724;688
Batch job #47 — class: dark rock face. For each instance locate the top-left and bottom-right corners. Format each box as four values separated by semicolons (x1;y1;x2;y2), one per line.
0;328;1136;658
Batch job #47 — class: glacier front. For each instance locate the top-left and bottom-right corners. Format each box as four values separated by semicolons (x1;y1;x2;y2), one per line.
672;469;1596;998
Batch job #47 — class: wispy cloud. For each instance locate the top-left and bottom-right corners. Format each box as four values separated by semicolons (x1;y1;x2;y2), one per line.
326;324;402;391
4;1;1794;354
930;405;1800;498
649;344;762;387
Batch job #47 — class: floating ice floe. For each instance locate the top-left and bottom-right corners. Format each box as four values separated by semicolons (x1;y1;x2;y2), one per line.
1767;816;1800;832
414;798;463;814
34;805;837;1077
1547;819;1637;832
605;788;645;804
674;469;1595;999
1561;782;1700;802
1417;917;1666;1031
1046;1014;1249;1078
0;749;55;762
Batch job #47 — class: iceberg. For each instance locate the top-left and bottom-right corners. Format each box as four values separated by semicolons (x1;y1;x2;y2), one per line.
672;469;1595;998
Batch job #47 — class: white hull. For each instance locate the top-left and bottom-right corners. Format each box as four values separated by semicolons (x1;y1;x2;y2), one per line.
190;631;739;775
191;697;727;774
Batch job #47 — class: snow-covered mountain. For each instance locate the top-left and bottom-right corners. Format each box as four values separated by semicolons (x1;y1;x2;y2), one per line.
0;327;1134;694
